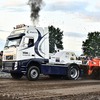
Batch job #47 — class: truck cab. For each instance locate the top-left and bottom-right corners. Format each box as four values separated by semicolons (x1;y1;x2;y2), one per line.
2;24;49;79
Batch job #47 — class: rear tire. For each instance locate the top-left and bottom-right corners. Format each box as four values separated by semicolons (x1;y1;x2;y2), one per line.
26;66;40;81
11;73;23;79
66;65;80;80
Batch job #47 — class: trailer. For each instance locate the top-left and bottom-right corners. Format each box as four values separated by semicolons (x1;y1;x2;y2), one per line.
2;24;99;81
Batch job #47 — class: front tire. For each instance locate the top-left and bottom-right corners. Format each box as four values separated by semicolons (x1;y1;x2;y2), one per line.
11;73;23;79
67;65;80;80
26;66;40;81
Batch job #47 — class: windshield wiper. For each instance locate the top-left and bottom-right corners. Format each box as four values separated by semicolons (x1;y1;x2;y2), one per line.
10;45;16;47
4;46;9;48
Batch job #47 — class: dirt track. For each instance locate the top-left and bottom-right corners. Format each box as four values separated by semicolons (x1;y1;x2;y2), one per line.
0;74;100;100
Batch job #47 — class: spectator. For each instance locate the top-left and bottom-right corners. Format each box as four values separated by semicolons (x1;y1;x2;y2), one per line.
28;39;34;47
0;51;3;58
85;55;88;60
0;54;2;59
0;53;2;59
78;57;80;60
89;56;93;61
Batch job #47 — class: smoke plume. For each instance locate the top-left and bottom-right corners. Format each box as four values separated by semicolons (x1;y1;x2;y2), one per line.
28;0;44;26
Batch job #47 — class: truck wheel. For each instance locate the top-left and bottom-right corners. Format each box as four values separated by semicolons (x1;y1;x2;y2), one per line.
66;65;80;80
11;73;23;79
27;66;40;81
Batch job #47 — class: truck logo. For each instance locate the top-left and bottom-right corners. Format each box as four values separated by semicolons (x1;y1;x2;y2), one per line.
23;52;30;56
27;30;37;34
34;29;48;58
5;51;13;53
6;55;13;60
30;31;37;33
23;52;28;54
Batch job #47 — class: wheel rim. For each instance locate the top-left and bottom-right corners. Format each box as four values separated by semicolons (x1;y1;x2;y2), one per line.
30;69;38;79
70;68;78;78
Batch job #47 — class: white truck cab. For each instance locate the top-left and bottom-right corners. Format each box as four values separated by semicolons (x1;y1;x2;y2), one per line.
2;24;49;79
3;24;49;62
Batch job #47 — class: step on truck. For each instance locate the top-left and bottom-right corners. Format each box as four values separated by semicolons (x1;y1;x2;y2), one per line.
2;24;83;81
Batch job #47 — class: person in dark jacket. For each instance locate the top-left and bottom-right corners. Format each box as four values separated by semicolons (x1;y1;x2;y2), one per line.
28;39;33;47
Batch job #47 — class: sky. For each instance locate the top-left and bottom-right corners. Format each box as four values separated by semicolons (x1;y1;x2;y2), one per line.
0;0;100;56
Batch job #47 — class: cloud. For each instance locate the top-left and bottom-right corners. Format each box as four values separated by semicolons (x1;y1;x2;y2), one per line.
95;1;100;9
64;32;87;38
0;38;5;51
0;30;5;32
3;1;26;7
45;1;88;12
75;11;100;22
4;7;28;12
0;29;9;32
44;0;100;22
1;1;28;12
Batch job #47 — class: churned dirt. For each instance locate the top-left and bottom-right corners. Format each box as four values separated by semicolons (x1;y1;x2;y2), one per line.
0;73;100;100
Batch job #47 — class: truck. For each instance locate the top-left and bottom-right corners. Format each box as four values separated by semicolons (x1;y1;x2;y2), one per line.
1;24;89;81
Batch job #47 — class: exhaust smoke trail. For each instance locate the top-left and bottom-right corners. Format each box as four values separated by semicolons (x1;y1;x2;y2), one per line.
28;0;44;26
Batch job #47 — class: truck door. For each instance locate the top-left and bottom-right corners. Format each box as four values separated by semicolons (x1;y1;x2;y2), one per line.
21;37;35;60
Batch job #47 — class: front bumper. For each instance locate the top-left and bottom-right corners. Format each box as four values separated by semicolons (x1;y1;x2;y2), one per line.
2;61;27;74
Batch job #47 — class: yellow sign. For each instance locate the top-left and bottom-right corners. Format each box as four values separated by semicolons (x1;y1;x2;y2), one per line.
71;53;74;56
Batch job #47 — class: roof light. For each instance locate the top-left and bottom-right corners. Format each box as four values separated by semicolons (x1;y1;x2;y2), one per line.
15;24;26;29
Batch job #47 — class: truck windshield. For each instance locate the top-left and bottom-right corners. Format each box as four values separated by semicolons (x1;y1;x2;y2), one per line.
5;37;22;47
11;29;25;35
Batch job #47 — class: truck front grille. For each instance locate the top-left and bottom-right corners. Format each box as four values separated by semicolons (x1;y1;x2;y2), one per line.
6;55;13;60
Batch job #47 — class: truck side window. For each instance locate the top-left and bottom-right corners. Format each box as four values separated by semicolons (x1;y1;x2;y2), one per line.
28;39;34;47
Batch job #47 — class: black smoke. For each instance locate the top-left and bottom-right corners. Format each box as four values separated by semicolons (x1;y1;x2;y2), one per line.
28;0;44;26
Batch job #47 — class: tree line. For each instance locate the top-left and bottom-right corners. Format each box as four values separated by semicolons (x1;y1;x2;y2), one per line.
49;26;100;57
82;32;100;57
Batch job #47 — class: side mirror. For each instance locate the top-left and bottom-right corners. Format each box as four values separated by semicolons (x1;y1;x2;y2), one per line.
24;37;29;44
23;37;29;47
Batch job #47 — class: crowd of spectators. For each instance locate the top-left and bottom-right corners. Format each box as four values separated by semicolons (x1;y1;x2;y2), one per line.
0;51;3;59
0;51;3;67
77;54;93;64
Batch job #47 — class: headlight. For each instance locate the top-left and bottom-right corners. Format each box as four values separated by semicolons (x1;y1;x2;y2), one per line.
2;66;4;70
13;55;16;60
3;56;6;60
